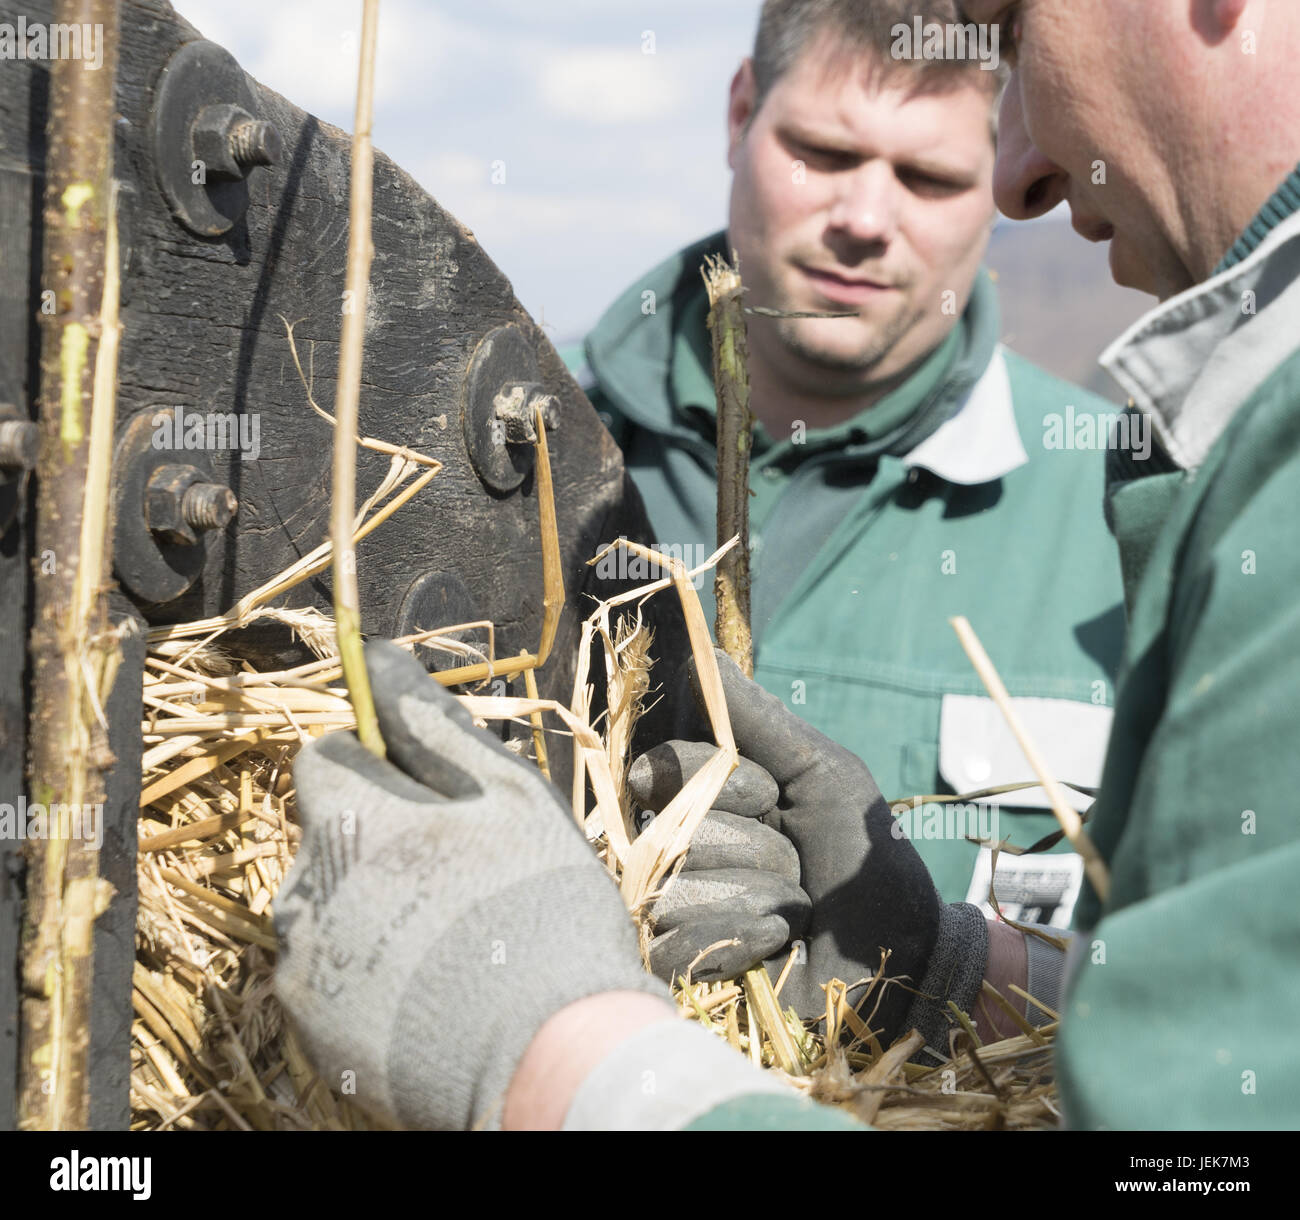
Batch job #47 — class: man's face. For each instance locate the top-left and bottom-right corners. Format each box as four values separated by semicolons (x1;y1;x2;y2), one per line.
726;37;997;399
975;0;1203;299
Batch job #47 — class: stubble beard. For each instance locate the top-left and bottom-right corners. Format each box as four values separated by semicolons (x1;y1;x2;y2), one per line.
771;302;917;393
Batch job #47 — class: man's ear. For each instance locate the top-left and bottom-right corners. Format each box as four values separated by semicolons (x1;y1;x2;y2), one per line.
728;59;758;169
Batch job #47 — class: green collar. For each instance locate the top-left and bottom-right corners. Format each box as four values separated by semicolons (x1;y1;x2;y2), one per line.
1214;163;1300;274
586;230;1003;467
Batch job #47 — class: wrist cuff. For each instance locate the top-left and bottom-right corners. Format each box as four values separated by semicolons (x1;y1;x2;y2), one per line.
562;1019;791;1131
1024;926;1074;1026
901;902;989;1064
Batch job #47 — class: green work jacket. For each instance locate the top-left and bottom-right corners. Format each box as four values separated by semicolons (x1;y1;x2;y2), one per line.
566;233;1127;917
1054;167;1300;1130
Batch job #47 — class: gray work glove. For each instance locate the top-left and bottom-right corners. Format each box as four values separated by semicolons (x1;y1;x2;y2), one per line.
274;640;665;1131
632;650;988;1051
631;741;813;982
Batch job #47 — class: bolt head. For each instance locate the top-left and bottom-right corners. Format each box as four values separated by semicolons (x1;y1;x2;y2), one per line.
192;103;261;179
492;384;536;444
492;383;560;444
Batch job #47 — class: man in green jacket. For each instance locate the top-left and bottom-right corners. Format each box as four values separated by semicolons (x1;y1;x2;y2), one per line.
981;0;1300;1130
568;0;1125;927
272;0;1300;1132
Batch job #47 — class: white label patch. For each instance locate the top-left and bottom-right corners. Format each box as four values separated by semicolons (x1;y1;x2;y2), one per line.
965;848;1083;929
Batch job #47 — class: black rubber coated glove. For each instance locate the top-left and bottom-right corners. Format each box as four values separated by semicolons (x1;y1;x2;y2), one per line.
631;650;989;1049
630;740;813;982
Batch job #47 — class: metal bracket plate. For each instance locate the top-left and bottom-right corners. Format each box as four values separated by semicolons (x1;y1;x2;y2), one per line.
149;40;273;238
395;571;489;674
461;324;542;494
111;409;212;605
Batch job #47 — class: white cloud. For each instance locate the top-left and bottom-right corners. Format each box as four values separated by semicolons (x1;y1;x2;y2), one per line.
426;151;494;192
169;0;756;337
177;1;363;121
174;0;494;128
537;48;687;125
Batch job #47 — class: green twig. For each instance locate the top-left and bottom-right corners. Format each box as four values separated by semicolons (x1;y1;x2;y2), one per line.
20;0;122;1130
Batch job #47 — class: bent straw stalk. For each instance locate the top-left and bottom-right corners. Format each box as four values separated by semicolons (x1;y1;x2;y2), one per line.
949;615;1111;903
331;0;384;757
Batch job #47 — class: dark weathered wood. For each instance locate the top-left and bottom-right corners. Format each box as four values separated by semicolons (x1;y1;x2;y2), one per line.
88;596;144;1131
105;2;669;758
0;0;701;1127
0;157;39;1135
0;0;698;783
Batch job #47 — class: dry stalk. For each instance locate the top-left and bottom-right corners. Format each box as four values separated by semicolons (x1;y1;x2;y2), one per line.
570;538;739;908
532;402;565;667
600;615;653;816
949;615;1110;902
127;551;1063;1130
521;661;550;781
331;0;384;757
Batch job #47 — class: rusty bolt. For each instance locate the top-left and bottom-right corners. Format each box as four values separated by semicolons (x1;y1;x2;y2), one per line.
492;382;560;444
181;481;238;531
192;103;281;180
146;463;238;546
227;118;280;170
0;416;38;472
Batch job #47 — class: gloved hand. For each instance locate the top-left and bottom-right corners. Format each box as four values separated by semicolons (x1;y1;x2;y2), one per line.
630;740;813;982
273;640;665;1131
631;650;989;1049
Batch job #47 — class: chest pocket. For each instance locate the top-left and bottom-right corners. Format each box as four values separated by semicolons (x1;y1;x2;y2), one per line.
938;693;1112;810
937;694;1112;926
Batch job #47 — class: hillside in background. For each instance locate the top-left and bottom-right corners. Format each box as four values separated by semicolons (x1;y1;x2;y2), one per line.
985;218;1154;403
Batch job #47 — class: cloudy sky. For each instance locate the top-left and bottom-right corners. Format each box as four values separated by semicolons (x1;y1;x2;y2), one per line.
175;0;764;343
172;0;1145;393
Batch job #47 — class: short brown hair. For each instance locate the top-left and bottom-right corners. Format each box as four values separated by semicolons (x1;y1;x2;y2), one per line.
751;0;1008;131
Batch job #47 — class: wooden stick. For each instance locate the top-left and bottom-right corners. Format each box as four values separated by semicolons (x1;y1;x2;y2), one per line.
704;254;755;677
949;616;1111;903
331;0;385;757
703;254;784;1016
19;0;122;1130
